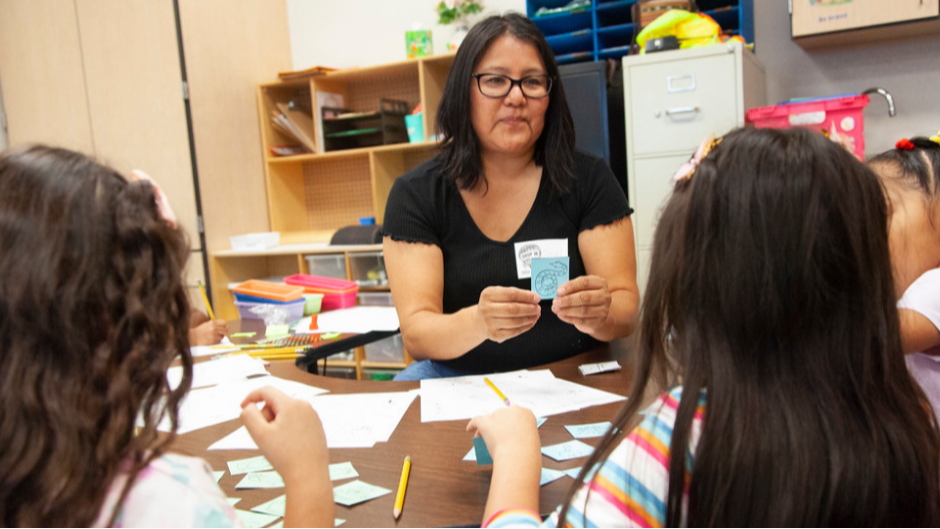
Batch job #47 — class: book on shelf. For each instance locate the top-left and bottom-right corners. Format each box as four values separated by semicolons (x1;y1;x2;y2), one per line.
271;102;317;154
277;65;337;81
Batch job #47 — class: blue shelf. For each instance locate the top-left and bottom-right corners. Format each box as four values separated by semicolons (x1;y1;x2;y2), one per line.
595;0;638;11
528;0;753;64
545;30;595;56
554;51;595;64
532;9;593;37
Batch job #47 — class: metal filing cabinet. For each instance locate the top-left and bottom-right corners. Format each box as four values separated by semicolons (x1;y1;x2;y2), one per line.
623;41;765;294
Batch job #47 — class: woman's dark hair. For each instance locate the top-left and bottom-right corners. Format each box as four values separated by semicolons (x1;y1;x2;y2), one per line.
437;12;576;194
0;146;193;526
869;136;940;211
560;128;940;526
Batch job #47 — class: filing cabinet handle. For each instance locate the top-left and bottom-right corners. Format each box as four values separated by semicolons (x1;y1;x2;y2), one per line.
665;106;700;117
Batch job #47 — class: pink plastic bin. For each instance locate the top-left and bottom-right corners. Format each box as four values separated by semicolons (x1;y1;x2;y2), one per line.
746;94;870;160
283;274;359;311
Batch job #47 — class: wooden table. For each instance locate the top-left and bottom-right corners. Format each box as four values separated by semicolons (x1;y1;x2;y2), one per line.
172;339;636;527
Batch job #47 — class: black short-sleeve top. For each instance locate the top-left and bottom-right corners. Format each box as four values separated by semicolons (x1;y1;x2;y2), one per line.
382;150;633;374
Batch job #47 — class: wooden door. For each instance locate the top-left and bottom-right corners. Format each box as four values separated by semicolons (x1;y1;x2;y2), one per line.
0;0;95;153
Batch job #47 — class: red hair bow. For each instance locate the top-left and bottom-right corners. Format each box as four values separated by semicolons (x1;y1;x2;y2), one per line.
896;138;915;150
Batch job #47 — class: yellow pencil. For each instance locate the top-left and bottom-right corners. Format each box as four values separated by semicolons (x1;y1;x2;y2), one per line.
244;346;312;357
393;455;411;520
251;353;306;361
484;377;511;406
197;280;215;321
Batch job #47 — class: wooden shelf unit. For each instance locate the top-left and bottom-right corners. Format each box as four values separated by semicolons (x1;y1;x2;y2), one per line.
256;52;456;237
211;243;412;380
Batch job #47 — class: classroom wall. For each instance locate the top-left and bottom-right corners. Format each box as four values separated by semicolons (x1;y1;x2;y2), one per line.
752;0;940;156
286;0;526;70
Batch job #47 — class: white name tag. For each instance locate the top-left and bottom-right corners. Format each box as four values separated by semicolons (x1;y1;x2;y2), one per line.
513;238;568;280
578;361;621;376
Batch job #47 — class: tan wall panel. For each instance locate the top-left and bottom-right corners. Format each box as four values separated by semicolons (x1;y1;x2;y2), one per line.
178;0;293;253
75;0;200;251
0;0;94;153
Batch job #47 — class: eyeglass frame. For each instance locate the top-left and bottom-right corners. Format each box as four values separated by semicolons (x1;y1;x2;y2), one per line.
470;73;554;99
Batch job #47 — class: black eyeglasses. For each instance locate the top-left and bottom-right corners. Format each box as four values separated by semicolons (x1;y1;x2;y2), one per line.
471;73;553;99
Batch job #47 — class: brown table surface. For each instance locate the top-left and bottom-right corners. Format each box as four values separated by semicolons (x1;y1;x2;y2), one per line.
172;339;636;527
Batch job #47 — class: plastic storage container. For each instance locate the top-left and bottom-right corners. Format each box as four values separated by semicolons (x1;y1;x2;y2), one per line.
362;368;401;381
234;292;299;305
283;274;359;311
746;94;870;160
304;254;347;280
364;334;405;363
348;251;388;287
235;298;305;323
229;232;279;251
232;280;303;302
357;292;393;306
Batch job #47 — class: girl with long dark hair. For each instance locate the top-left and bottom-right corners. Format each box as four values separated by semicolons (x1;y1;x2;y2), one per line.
468;127;940;527
0;146;333;527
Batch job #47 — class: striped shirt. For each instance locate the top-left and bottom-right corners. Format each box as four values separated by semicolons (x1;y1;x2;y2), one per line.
487;387;706;528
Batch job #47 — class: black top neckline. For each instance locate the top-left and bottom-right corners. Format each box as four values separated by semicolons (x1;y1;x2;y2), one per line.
455;170;548;246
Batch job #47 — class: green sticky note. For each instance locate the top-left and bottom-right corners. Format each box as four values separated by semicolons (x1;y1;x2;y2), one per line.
473;436;493;466
321;332;341;339
231;332;256;338
328;462;359;481
251;494;286;517
235;509;280;528
212;470;225;483
332;480;392;507
235;471;284;489
265;324;290;337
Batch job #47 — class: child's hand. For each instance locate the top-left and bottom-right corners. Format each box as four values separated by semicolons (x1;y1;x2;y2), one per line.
240;387;329;486
466;405;540;463
129;169;178;228
189;319;228;345
552;275;612;335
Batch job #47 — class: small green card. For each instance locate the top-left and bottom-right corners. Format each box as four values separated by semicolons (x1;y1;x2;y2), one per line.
265;324;290;338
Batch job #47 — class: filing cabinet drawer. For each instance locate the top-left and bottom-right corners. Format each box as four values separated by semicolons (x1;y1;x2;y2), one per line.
632;153;690;249
629;53;739;156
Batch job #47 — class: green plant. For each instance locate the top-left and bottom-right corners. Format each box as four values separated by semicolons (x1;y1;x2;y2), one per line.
436;0;483;25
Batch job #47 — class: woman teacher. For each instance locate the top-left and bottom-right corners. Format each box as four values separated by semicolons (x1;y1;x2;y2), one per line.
383;13;639;380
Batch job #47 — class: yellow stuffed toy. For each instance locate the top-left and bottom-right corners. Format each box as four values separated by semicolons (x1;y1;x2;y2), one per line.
636;9;748;54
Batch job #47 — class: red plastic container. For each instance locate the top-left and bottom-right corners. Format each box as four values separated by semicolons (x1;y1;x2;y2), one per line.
283;274;359;311
746;94;870;160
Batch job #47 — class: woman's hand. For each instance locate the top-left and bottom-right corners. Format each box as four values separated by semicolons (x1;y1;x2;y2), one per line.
476;286;541;343
189;319;228;345
240;387;329;486
552;275;611;335
466;405;540;463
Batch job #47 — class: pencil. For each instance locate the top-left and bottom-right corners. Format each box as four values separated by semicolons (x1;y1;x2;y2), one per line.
393;455;411;520
484;377;511;406
244;346;312;357
197;280;215;321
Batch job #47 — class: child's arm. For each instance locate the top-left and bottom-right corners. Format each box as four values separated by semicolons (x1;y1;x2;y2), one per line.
189;319;228;345
898;269;940;354
466;406;542;525
899;309;940;354
241;387;334;528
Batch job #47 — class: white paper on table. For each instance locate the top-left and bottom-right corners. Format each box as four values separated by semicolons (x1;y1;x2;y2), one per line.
191;336;238;358
307;391;417;448
292;306;400;334
155;376;329;434
167;354;270;390
419;369;554;423
209;426;257;450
